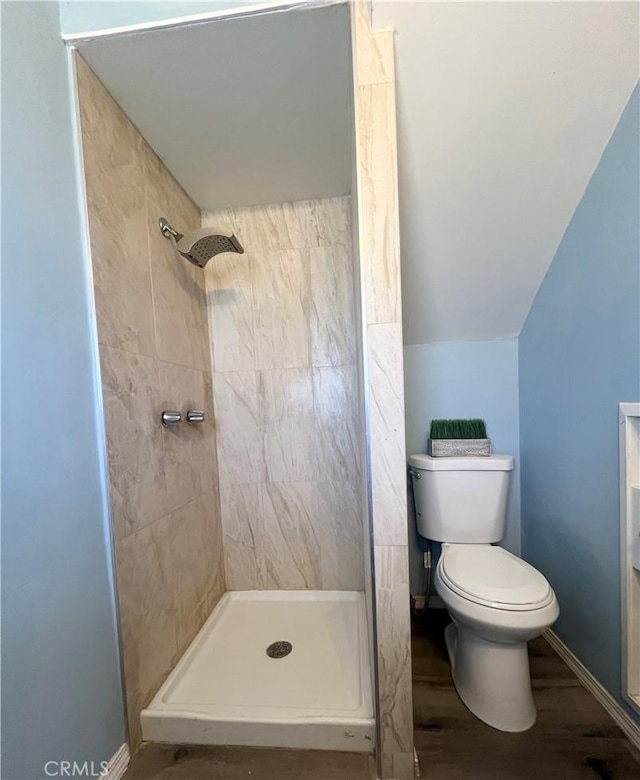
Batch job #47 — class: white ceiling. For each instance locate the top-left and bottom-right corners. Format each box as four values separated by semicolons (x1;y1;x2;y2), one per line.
374;0;639;343
76;2;352;210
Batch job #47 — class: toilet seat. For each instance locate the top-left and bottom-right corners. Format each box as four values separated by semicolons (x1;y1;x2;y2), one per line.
439;545;553;612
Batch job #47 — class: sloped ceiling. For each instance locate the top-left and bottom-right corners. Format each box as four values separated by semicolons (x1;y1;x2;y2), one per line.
373;0;639;344
76;2;352;211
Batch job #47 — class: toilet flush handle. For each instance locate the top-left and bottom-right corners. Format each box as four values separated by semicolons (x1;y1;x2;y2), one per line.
409;468;421;480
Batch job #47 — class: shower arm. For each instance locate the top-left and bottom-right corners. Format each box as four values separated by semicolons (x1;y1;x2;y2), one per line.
159;218;183;243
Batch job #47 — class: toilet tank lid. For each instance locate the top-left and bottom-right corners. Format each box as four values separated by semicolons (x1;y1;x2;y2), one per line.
409;454;514;471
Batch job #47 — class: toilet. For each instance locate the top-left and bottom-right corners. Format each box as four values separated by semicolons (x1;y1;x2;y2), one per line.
409;453;559;733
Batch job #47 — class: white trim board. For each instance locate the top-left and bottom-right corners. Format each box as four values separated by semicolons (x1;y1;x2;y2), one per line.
99;744;130;780
61;0;346;44
620;402;640;715
544;629;640;754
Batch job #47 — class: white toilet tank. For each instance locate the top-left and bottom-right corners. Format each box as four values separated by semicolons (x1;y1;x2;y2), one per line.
409;454;514;543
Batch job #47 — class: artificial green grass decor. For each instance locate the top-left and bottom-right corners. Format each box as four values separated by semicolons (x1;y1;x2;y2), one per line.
430;418;487;440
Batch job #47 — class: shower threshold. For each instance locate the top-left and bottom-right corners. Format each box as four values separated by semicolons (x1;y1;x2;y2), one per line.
141;590;375;752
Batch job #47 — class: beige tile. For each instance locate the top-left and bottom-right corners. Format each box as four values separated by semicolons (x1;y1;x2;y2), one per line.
146;193;210;371
312;366;360;483
166;493;224;649
351;0;372;35
115;514;179;746
357;82;401;325
76;55;141;194
261;482;322;589
313;196;352;247
288;198;328;248
317;481;364;590
310;245;356;367
259;367;314;419
117;495;224;748
374;545;414;768
201;372;219;498
201;207;234;234
205;196;370;597
197;491;225;618
213;200;315;253
100;346;165;540
252;249;311;370
142;139;209;373
207;501;226;610
157;362;214;514
141;139;199;234
88;200;156;358
258;369;316;483
214;371;266;485
391;752;415;780
219;482;266;590
367;324;408;546
78;56;156;358
356;19;394;87
355;15;412;777
205;249;255;372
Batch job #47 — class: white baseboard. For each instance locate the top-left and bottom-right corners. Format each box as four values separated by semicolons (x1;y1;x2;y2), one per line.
544;629;640;753
99;744;130;780
412;594;445;611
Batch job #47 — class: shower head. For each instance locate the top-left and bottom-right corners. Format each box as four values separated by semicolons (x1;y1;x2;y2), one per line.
159;218;244;268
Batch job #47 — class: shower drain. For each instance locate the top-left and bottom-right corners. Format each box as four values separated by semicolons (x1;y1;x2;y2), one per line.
266;640;293;659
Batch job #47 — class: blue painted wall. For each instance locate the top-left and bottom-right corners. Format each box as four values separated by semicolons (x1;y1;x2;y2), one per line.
1;3;126;777
519;84;640;721
404;338;521;595
60;0;271;35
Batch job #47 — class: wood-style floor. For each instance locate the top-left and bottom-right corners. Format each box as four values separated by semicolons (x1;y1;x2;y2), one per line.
122;744;375;780
123;609;640;779
412;609;640;780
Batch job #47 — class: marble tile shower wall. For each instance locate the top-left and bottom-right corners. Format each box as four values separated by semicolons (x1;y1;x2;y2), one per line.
76;56;225;747
352;3;414;778
203;198;364;591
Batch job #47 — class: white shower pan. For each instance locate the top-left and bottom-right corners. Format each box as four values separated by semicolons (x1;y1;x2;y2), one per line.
141;590;375;752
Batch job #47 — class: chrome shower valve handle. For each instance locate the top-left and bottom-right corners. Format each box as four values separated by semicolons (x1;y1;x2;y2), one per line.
161;410;182;426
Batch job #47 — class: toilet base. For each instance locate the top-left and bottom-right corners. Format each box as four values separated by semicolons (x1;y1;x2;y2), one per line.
444;622;536;732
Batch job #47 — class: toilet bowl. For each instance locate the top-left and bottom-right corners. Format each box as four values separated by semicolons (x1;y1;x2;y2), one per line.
434;543;559;732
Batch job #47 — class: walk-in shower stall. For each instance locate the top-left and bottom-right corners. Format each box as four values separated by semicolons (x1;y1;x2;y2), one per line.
69;2;413;777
